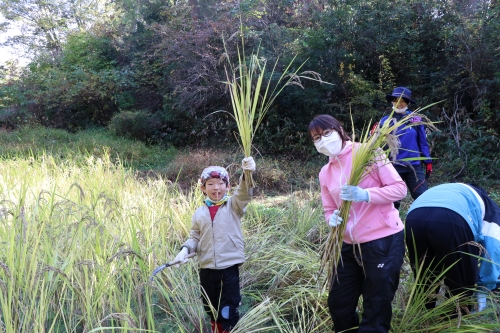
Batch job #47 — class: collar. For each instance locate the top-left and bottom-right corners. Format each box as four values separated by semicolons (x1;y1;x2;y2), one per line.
392;109;413;120
205;194;229;207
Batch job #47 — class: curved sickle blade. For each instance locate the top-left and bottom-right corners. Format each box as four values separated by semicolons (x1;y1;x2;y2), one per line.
149;253;196;282
149;264;170;282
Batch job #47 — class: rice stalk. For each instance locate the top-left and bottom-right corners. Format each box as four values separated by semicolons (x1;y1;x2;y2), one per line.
391;239;500;332
220;26;330;187
319;100;442;288
99;312;137;328
231;297;281;332
0;261;11;279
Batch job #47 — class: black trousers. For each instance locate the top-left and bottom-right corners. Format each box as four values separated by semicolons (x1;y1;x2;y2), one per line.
394;164;428;210
328;230;405;333
405;207;479;309
199;264;241;331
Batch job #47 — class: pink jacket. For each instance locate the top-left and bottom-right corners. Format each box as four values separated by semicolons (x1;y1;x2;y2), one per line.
319;141;406;244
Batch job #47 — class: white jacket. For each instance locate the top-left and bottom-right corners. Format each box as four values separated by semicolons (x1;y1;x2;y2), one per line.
182;176;252;269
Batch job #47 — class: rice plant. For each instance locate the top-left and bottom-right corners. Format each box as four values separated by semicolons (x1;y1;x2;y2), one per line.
0;138;498;332
219;25;328;187
0;152;203;332
391;248;500;332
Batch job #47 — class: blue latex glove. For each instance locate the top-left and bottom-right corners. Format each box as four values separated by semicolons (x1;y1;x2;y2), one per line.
340;185;369;202
329;210;343;227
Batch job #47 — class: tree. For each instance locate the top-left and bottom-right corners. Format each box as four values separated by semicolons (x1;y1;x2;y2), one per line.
0;0;118;57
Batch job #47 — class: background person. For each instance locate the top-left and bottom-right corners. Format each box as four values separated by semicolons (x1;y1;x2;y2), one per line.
174;158;256;333
309;114;407;333
379;86;432;209
405;182;500;312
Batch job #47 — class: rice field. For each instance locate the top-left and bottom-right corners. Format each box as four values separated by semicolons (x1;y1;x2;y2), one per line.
0;150;499;332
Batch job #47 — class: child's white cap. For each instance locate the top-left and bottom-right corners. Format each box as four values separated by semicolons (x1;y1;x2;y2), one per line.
200;166;229;185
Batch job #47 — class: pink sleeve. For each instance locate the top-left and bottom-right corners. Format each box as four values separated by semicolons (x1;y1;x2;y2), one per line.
366;158;407;204
319;170;339;222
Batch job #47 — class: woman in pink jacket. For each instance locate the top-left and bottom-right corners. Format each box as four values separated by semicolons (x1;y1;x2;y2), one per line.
309;114;407;333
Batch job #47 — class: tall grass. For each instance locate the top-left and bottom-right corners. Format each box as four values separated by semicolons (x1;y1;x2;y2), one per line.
391;253;500;333
0;135;498;332
0;151;200;332
0;150;323;332
0;126;177;169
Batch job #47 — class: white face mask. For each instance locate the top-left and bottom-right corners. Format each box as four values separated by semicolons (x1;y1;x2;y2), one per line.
393;106;408;114
314;131;343;157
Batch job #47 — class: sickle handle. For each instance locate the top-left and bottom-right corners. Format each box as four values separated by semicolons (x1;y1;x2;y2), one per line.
167;252;197;266
149;252;197;282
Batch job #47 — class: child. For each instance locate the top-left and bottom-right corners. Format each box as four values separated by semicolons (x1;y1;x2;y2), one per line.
174;157;256;333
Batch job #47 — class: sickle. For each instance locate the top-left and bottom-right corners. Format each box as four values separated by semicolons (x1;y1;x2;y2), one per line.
149;252;196;282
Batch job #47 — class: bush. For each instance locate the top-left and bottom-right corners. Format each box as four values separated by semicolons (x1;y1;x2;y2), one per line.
430;124;500;187
108;111;162;142
0;126;176;170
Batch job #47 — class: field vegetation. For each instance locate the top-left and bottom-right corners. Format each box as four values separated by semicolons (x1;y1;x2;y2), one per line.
2;1;500;331
0;127;499;332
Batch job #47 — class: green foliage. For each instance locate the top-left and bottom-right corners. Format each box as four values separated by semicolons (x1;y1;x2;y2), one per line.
1;0;500;185
0;126;176;170
61;33;119;71
429;124;500;186
108;110;162;142
1;31;135;129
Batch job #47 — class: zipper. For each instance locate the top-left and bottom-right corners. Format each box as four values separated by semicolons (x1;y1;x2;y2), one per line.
211;204;223;268
212;212;217;268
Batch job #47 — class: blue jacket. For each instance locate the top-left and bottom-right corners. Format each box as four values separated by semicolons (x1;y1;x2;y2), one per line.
380;110;432;166
408;183;500;290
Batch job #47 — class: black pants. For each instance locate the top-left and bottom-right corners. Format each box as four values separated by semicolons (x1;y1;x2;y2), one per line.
394;164;428;210
328;231;405;333
199;265;241;331
405;207;479;309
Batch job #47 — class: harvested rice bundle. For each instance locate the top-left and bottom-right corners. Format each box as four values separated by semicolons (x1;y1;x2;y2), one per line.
221;31;326;186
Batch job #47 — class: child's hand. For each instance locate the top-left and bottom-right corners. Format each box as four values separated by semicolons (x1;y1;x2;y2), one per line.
173;247;189;268
242;157;256;172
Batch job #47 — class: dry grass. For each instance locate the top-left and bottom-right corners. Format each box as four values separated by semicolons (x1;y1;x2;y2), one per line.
161;147;322;196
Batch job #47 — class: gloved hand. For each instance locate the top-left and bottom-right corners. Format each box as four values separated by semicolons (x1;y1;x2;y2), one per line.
475;291;487;312
340;185;369;202
173;247;189;268
425;162;432;180
329;210;343;227
242;157;256;172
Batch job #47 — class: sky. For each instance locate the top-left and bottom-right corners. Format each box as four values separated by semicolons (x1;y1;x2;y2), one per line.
0;15;29;66
0;38;19;64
